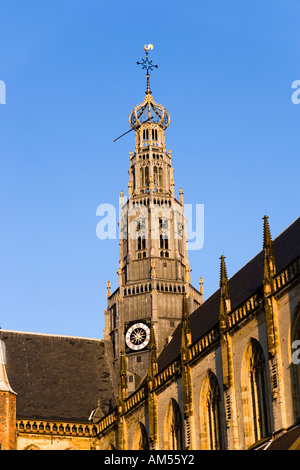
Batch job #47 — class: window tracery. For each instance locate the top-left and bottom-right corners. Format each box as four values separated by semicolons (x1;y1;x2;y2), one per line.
164;399;183;450
291;303;300;420
241;338;270;447
200;370;224;450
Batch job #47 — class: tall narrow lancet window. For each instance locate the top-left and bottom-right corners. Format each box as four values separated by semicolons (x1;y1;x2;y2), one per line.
153;165;158;186
207;374;223;449
291;303;300;421
153;165;163;189
159;217;169;257
132;168;136;191
158;167;163;187
241;339;270;447
137;235;146;258
136;218;146;258
145;166;149;186
160;234;168;250
151;128;158;141
140;167;143;188
140;165;150;189
164;399;183;450
199;370;224;450
132;423;149;450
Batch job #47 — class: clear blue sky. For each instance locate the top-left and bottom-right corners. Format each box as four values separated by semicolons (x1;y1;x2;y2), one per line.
0;0;299;338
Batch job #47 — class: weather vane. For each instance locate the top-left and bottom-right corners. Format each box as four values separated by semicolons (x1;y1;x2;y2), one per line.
137;44;158;95
113;45;157;142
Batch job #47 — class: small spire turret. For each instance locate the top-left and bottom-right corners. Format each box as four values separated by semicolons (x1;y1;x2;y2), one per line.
199;277;204;295
148;323;158;382
106;281;111;298
263;215;276;291
219;255;231;331
220;255;229;293
118;350;127;407
120;190;124;207
179;187;184;205
181;293;191;351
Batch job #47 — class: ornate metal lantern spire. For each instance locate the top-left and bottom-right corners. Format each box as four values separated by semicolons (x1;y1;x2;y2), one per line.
129;45;170;131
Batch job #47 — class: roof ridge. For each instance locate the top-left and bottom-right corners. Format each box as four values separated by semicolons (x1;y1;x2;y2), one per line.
0;329;103;342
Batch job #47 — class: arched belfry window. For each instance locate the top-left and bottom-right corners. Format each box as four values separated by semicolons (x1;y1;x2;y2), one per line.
241;338;270;448
140;165;149;189
160;234;169;250
136;217;147;258
153;165;163;188
143;128;149;141
137;234;146;259
291;303;300;421
152;128;158;141
159;217;169;257
132;422;149;450
199;370;224;450
164;399;183;450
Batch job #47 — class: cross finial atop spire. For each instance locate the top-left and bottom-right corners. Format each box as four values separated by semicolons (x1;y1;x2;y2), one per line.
137;44;158;95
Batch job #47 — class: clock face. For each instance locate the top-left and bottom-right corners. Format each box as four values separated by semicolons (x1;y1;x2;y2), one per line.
125;322;151;351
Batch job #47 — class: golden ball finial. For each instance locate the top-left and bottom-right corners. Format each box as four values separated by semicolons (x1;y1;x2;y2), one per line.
144;44;154;52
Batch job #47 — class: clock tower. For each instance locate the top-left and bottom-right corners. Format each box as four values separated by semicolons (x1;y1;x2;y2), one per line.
104;45;203;393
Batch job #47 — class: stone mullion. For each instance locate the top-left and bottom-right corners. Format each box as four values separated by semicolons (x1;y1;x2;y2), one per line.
266;295;288;431
181;358;195;450
220;331;239;449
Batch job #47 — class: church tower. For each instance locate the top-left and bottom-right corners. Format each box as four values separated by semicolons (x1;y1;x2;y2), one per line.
104;45;203;392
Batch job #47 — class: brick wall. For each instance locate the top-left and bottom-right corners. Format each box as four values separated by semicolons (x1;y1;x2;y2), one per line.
0;391;17;450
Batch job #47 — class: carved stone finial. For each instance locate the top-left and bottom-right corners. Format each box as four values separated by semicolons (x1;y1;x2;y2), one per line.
199;277;204;295
179;187;184;205
107;281;111;298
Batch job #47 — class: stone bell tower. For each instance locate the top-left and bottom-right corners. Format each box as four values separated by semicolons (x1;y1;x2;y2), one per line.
104;45;203;392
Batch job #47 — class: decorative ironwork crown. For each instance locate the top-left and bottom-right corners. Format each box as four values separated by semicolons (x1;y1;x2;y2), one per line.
129;45;170;130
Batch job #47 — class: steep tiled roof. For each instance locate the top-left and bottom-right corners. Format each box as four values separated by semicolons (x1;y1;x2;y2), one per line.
258;424;300;450
158;217;300;371
0;331;116;422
